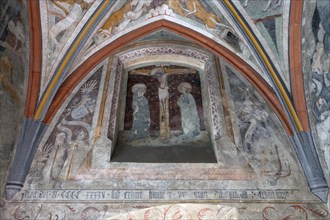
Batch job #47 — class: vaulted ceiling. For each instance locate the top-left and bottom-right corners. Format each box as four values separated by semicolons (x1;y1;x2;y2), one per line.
28;0;304;132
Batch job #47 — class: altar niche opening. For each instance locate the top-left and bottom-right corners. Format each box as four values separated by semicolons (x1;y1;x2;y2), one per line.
112;65;217;163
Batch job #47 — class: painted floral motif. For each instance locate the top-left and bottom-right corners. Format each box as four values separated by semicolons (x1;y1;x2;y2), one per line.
9;203;328;220
263;205;329;220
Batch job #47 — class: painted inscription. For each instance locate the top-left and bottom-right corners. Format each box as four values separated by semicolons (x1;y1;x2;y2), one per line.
22;189;296;201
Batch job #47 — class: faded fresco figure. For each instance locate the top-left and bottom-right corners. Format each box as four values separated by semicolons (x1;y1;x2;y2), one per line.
238;98;268;153
50;132;67;180
0;57;21;105
56;129;88;180
237;94;290;185
131;83;150;139
49;0;91;45
242;0;282;12
310;22;330;171
169;0;221;29
97;0;152;38
113;0;153;33
177;82;200;138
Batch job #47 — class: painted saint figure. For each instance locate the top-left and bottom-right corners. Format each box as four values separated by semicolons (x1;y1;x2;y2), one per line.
50;132;67;180
131;83;150;139
177;82;200;138
57;129;88;180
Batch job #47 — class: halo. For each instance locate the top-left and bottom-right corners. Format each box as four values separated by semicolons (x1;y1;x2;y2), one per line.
177;82;192;93
132;83;147;93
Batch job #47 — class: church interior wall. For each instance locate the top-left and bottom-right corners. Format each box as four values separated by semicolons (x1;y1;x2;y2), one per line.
0;0;329;219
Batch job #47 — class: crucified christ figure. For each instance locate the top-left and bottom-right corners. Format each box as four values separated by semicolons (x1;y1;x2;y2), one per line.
151;67;169;122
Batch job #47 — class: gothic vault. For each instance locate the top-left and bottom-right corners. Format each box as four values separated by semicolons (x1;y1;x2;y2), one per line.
0;0;329;219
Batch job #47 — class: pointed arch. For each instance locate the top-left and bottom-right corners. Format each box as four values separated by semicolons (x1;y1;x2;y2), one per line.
43;20;292;135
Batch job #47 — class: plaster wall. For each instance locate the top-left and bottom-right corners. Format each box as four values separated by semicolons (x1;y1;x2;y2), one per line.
0;0;29;199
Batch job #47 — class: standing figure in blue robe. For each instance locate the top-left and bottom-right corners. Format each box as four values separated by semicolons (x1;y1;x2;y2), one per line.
131;83;150;139
177;82;200;138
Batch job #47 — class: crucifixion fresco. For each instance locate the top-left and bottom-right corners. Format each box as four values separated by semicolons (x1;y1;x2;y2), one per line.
122;66;205;145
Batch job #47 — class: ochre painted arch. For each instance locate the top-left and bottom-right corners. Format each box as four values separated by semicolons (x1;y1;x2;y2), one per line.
25;0;42;118
289;0;309;131
43;20;293;135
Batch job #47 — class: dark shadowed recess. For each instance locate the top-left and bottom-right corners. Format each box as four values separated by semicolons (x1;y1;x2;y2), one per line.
111;144;217;163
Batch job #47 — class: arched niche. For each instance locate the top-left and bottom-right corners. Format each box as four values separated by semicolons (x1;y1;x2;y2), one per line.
96;44;223;163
